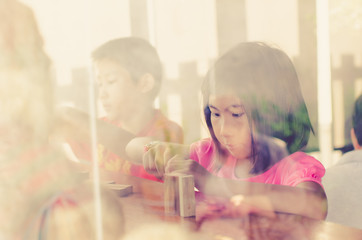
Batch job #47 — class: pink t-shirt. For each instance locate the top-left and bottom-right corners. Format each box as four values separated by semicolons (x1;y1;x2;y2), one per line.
190;138;325;187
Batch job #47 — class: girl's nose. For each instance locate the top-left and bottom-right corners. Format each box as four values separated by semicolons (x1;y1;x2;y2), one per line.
220;117;232;137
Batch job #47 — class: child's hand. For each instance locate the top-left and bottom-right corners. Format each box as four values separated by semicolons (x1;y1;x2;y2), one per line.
164;157;211;187
228;194;276;219
196;195;276;226
142;142;190;179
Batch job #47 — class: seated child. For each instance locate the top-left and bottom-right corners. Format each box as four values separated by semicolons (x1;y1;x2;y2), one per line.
323;94;362;229
59;37;184;182
135;42;327;220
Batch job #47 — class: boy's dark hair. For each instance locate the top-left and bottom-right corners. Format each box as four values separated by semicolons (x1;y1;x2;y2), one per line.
91;37;162;100
352;94;362;145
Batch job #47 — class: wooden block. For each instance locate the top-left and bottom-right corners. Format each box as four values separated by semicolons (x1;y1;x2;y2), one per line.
164;173;179;215
107;184;133;197
178;174;195;217
163;173;195;217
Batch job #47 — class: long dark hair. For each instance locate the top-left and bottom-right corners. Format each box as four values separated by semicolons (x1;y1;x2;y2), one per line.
202;42;313;174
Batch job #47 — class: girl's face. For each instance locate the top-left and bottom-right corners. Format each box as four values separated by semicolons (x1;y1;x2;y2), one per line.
209;94;252;160
94;59;140;122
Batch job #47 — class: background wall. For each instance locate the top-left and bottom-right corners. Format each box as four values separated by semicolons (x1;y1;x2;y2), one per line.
19;0;362;166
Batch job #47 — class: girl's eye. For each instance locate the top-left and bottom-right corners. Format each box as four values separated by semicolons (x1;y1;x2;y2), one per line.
232;112;244;118
211;112;220;118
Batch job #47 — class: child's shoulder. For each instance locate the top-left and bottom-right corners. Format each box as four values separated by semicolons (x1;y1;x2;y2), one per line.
286;152;321;164
146;110;184;143
190;138;214;151
256;152;325;186
276;152;325;181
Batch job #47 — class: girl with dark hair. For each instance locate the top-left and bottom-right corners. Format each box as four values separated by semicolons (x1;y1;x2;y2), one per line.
198;41;315;180
131;42;327;220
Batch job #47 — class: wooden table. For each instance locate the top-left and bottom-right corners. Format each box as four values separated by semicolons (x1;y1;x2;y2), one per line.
110;174;362;240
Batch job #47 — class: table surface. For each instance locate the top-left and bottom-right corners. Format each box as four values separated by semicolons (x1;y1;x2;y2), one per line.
110;174;362;240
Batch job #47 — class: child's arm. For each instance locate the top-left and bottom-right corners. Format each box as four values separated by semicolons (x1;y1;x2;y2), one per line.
126;140;191;178
56;106;184;164
55;106;135;160
195;172;327;220
142;149;327;220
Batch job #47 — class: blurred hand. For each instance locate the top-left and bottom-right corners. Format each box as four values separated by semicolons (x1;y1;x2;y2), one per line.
142;142;190;179
196;194;276;225
228;194;276;218
165;157;211;185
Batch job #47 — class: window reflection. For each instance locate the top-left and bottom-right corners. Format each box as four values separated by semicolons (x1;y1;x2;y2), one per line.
1;0;362;238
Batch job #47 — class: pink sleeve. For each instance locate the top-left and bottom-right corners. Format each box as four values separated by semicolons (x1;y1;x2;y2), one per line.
281;152;325;187
189;138;214;170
